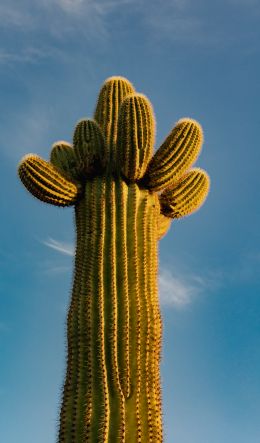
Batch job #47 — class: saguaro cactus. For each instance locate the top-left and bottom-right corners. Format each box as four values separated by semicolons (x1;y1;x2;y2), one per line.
18;76;210;442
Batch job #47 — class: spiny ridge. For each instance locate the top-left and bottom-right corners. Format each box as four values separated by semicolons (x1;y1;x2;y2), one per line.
159;168;210;218
117;94;155;181
50;141;78;182
142;118;203;191
58;202;86;441
73;119;107;176
18;155;80;206
94;77;135;164
106;178;126;441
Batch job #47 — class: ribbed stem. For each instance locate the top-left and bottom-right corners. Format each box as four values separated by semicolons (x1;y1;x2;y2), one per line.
59;176;163;442
18;155;80;206
142;118;203;191
104;177;125;441
94;77;135;168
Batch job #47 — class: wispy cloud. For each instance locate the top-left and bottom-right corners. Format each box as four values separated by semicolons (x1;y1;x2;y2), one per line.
141;0;204;44
159;268;207;307
141;0;260;50
147;15;202;44
1;0;259;52
41;236;259;295
0;0;133;41
39;238;74;275
1;0;194;43
48;0;136;40
56;0;135;15
57;0;84;14
41;263;72;275
0;3;33;28
0;47;64;65
43;238;75;256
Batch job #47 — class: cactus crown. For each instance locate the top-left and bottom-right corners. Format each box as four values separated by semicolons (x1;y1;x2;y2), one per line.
18;76;209;219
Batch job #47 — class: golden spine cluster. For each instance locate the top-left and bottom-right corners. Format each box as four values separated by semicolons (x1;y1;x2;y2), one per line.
17;76;210;442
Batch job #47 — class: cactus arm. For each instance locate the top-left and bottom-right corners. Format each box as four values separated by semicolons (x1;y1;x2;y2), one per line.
159;168;210;218
73;119;108;176
157;213;172;240
141;118;203;191
18;155;81;206
94;76;135;166
50;141;76;178
117;94;155;180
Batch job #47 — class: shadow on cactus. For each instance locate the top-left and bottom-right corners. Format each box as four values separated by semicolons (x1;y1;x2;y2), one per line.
18;76;210;442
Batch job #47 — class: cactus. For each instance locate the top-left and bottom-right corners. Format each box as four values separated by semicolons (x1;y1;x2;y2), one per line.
18;76;210;442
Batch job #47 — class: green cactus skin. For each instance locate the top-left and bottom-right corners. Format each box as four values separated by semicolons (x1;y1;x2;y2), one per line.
117;93;155;180
94;76;135;168
141;118;203;192
18;76;210;442
159;168;210;219
18;154;81;206
58;177;162;442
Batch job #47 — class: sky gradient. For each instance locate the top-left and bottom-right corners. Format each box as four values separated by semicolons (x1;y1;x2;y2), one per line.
1;1;260;442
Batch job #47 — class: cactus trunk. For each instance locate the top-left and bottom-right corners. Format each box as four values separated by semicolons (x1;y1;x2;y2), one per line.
59;176;163;442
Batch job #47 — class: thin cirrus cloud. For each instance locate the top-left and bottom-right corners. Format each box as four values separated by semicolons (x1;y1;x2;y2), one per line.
43;238;75;256
0;47;63;66
159;269;206;308
42;237;207;307
2;0;257;64
0;0;105;39
0;3;33;28
56;0;136;14
143;0;202;41
57;0;84;13
0;0;133;30
1;0;259;45
0;0;202;46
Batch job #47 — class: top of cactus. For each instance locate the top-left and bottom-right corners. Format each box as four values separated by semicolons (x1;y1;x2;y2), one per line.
18;76;210;217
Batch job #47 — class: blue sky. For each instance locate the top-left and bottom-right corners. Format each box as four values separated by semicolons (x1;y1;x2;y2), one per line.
1;0;260;441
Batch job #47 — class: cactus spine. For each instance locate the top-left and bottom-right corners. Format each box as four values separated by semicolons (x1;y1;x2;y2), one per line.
18;76;210;442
